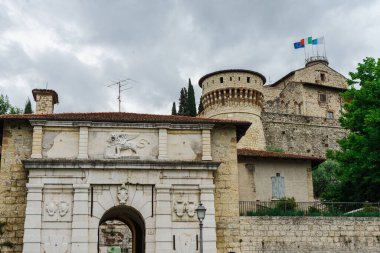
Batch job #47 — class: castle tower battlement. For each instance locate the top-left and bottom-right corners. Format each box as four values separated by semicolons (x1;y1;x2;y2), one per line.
199;69;267;149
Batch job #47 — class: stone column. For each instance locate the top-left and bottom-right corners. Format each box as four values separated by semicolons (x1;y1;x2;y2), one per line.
71;184;90;253
200;185;217;253
157;124;170;160
201;127;213;161
30;121;46;158
23;183;43;253
77;126;89;159
155;184;172;253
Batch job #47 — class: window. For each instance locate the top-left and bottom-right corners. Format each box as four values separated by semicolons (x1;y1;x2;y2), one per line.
238;77;241;81
320;73;326;81
220;77;223;83
327;111;334;119
271;173;285;199
247;77;250;83
230;77;232;81
319;93;327;102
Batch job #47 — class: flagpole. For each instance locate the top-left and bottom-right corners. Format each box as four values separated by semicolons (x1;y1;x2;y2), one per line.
303;46;306;61
323;37;327;57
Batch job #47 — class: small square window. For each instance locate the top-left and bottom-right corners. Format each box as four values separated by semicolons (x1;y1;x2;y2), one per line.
321;73;326;81
327;111;334;119
220;77;224;83
247;77;250;83
238;77;241;81
230;77;232;81
319;93;327;102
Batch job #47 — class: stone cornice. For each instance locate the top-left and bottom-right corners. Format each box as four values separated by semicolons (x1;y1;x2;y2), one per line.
22;159;221;171
42;121;215;130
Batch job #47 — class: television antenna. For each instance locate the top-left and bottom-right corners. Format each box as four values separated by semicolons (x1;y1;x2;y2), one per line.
107;78;136;112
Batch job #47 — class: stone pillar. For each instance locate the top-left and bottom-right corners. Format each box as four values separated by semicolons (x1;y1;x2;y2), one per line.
158;125;169;160
202;128;213;160
23;183;43;253
30;121;45;158
71;184;90;253
155;184;172;253
77;126;89;159
200;185;217;253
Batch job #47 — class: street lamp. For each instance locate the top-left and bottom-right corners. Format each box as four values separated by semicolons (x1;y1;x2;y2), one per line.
196;203;206;253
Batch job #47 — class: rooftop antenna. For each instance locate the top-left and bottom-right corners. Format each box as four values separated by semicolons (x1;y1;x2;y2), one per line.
107;78;135;112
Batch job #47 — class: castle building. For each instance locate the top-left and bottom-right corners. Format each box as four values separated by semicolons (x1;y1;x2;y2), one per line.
0;57;347;253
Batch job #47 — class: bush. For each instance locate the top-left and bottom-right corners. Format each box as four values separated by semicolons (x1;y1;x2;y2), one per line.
275;197;297;211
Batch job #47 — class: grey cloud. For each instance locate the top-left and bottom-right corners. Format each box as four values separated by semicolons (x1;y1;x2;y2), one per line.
0;0;379;114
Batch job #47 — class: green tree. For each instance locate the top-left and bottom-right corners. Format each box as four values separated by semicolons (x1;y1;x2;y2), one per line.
312;160;339;199
24;97;33;114
326;57;380;202
0;221;14;252
0;94;21;114
186;78;197;116
171;102;177;115
178;87;188;116
198;96;204;114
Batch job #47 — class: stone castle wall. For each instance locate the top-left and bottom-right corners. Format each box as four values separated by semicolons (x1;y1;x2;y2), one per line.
262;112;347;157
212;125;242;253
239;216;380;253
0;121;32;253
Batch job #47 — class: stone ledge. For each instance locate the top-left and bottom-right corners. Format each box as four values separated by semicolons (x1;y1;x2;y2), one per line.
22;159;221;171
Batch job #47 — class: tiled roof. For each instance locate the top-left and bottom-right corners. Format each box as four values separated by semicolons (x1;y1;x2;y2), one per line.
0;112;250;125
238;148;325;163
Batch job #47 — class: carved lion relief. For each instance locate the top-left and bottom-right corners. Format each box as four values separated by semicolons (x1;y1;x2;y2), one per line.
104;133;150;158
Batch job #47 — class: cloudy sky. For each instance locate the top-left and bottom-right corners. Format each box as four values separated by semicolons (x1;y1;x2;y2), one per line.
0;0;379;114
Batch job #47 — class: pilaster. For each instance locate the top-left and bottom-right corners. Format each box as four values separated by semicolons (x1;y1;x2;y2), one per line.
71;184;90;253
158;126;169;160
23;183;43;253
30;121;45;158
155;184;172;253
202;129;212;160
77;126;89;159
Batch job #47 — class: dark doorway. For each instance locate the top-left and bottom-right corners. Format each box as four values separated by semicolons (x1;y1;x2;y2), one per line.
98;205;145;253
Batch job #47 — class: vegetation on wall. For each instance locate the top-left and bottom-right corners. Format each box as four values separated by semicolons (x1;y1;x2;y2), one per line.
0;222;14;252
319;57;380;202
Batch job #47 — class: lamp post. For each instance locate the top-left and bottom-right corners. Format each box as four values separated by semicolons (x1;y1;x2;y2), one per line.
196;203;206;253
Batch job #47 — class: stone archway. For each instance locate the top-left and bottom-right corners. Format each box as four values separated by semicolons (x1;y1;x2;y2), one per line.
98;205;145;253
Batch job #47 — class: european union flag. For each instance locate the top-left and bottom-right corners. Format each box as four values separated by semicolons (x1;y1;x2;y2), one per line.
293;42;305;49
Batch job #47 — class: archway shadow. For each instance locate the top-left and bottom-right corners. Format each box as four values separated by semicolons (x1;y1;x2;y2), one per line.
99;205;145;253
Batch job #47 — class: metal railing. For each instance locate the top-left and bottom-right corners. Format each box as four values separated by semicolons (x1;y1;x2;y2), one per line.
240;201;380;217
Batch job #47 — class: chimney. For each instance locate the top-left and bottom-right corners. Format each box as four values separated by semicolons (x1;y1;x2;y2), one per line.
32;89;59;114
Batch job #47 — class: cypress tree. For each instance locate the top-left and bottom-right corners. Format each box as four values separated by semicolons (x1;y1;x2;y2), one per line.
171;102;177;115
178;87;188;115
198;96;204;114
186;78;197;116
24;98;33;114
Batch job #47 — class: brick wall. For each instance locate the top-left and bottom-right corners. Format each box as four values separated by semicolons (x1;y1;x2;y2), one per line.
240;216;380;253
0;120;32;253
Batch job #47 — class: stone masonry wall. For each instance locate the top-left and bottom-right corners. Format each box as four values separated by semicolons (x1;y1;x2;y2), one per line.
35;94;54;114
0;120;32;253
239;216;380;253
212;125;241;253
262;112;347;157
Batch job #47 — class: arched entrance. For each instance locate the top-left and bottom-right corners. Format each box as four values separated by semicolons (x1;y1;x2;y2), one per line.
98;205;145;253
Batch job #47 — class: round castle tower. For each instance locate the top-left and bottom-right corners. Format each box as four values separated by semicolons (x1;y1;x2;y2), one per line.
198;69;266;149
